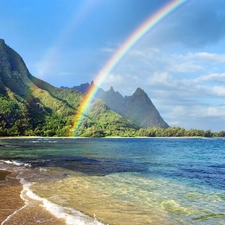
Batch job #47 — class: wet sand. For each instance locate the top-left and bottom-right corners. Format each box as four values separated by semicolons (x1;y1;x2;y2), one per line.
0;170;10;181
0;170;24;223
0;170;66;225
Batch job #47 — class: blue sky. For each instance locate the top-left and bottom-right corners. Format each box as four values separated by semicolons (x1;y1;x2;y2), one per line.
1;0;225;131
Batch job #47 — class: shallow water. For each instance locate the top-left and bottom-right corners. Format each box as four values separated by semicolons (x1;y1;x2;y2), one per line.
0;137;225;224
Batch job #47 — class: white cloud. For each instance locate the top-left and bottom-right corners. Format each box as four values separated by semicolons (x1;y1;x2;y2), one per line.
206;106;225;117
148;72;174;86
159;103;225;131
103;73;124;84
195;73;225;83
209;86;225;96
98;47;225;131
101;73;134;93
171;61;204;73
177;52;225;64
188;105;225;118
121;48;225;98
125;48;209;74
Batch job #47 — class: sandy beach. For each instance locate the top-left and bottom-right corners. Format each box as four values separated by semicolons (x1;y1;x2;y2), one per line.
0;170;24;223
1;137;224;225
0;170;10;181
0;170;66;225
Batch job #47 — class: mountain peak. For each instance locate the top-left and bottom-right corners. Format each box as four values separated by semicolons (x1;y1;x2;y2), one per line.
133;88;147;97
109;86;114;92
134;87;144;93
0;39;168;137
94;85;168;128
0;38;5;47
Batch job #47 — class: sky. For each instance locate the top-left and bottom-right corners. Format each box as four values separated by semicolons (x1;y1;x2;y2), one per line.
1;0;225;132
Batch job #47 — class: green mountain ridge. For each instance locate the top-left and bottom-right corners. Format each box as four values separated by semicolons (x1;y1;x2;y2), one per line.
1;39;224;138
62;82;169;128
0;39;138;137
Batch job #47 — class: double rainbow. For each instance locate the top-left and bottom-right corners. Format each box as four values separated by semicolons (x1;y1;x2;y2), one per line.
70;0;187;136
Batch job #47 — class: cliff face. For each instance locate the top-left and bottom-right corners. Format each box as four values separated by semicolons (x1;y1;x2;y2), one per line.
0;39;31;96
97;86;169;128
0;39;80;136
67;82;169;128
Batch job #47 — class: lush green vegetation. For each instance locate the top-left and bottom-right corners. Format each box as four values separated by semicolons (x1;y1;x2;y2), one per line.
76;99;138;137
1;93;224;137
136;126;225;138
0;39;224;138
0;94;71;137
73;124;225;138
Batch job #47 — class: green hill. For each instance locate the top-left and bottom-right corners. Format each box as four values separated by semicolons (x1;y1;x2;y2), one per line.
1;39;224;138
0;39;138;137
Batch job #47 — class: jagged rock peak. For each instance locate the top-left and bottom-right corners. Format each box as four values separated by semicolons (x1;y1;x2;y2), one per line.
109;86;115;92
133;88;147;96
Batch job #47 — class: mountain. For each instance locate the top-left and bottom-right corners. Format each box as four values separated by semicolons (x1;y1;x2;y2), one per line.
63;82;169;128
61;82;91;93
0;39;138;137
98;86;169;128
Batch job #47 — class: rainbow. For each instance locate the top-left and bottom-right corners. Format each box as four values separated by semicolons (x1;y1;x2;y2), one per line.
70;0;188;136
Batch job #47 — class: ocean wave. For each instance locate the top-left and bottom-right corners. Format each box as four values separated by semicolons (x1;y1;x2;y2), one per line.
19;178;107;225
0;160;31;168
25;139;59;144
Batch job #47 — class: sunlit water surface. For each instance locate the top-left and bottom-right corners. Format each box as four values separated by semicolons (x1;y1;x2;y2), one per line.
0;137;225;225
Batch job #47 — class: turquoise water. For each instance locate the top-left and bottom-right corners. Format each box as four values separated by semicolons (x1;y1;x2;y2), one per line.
0;137;225;224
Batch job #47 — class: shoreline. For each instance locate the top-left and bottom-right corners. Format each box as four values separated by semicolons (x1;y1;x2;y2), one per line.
0;136;223;225
0;169;66;224
0;168;66;225
0;135;209;139
0;167;98;225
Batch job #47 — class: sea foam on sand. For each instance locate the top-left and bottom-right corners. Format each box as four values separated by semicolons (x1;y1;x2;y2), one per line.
19;177;106;225
0;165;106;225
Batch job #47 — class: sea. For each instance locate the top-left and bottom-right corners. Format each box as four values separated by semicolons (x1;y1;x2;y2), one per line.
0;137;225;225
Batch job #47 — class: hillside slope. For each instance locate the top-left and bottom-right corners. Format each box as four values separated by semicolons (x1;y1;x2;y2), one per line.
0;39;138;137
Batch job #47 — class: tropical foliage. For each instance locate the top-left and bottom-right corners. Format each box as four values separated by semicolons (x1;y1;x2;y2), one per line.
0;39;224;138
1;92;225;137
137;127;225;138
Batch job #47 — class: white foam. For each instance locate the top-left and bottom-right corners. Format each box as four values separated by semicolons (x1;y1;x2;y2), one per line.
0;166;8;172
1;176;30;225
0;161;107;225
26;139;58;144
2;174;107;225
0;160;31;168
24;185;107;225
39;167;48;172
1;201;28;225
